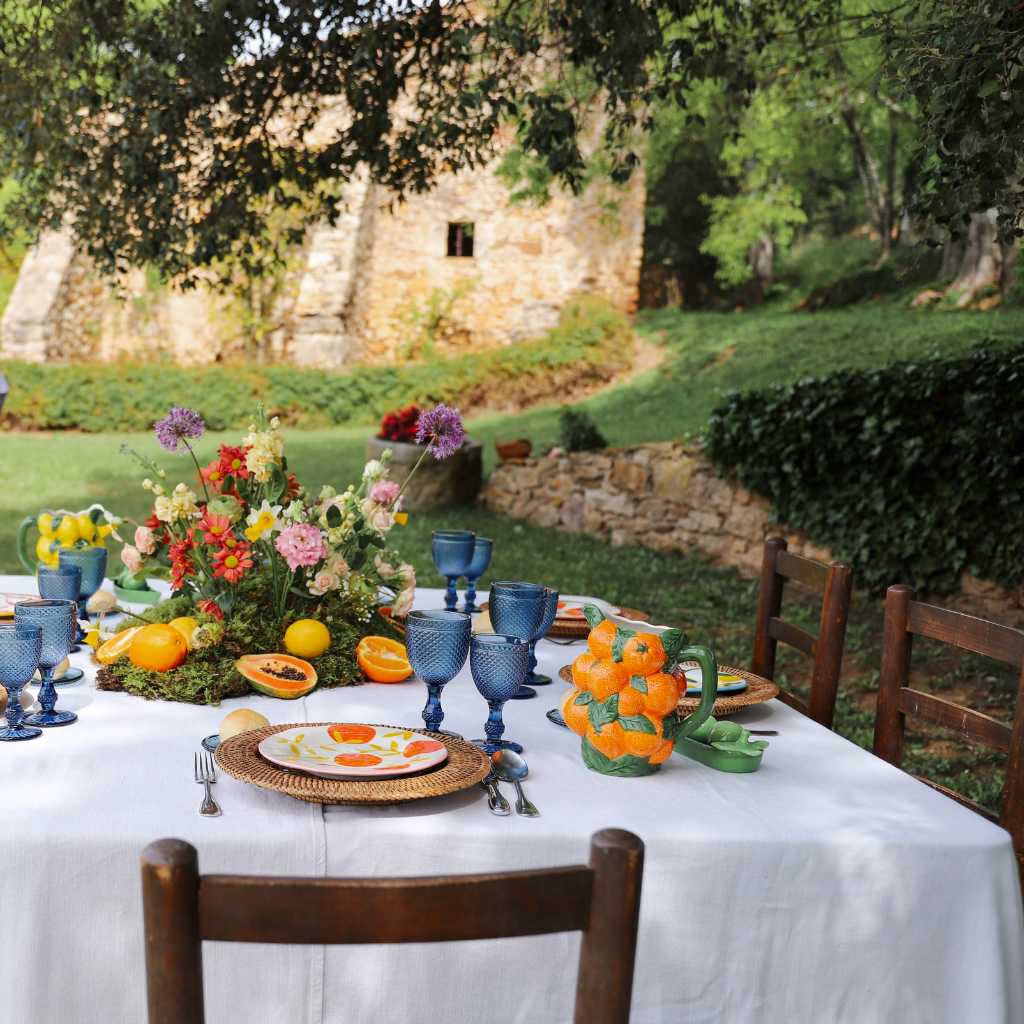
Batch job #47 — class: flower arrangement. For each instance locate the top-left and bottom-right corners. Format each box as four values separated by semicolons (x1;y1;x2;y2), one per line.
98;403;465;704
378;404;421;444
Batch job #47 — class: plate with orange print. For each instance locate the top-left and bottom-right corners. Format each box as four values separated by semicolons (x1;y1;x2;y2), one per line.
554;596;621;621
257;724;449;780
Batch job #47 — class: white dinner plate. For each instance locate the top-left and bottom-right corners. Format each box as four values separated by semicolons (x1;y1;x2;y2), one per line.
681;664;749;696
258;724;449;780
554;595;621;621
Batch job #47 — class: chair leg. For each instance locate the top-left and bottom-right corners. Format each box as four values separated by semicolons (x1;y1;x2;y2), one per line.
141;838;205;1024
574;829;645;1024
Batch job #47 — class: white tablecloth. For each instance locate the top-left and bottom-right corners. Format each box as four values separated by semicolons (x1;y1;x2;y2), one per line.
1;577;1021;1024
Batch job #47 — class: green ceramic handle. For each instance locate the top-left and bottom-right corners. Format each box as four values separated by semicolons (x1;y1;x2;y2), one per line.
676;644;718;739
16;515;37;573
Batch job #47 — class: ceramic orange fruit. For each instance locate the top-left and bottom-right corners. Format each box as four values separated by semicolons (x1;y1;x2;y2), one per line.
650;738;675;764
128;624;188;672
571;651;598;690
587;720;625;761
356;636;413;683
587;619;617;660
622;633;666;676
617;684;646;717
643;671;683;717
561;688;591;736
621;713;663;757
587;659;628;701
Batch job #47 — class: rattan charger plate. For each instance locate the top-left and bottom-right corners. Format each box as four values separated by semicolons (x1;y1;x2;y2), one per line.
479;602;649;640
557;663;779;718
216;723;490;806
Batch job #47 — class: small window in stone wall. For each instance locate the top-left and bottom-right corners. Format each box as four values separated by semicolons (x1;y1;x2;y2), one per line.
446;222;475;258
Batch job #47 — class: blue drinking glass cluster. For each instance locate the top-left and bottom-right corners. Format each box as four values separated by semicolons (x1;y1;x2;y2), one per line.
38;564;83;650
405;610;472;734
0;623;43;742
488;582;559;700
469;633;530;754
430;531;492;613
58;546;108;626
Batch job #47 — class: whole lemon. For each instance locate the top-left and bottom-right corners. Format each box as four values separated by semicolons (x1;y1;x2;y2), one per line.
168;616;199;649
283;619;331;658
36;512;54;536
35;535;58;566
75;513;96;543
129;624;188;673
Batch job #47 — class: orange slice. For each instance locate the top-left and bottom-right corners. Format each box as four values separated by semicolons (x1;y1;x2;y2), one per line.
95;626;143;666
355;635;413;683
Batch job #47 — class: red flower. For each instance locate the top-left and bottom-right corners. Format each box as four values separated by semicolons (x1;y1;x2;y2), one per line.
378;404;421;443
212;540;253;584
200;460;226;492
218;445;251;480
196;598;224;621
198;511;233;547
285;472;301;500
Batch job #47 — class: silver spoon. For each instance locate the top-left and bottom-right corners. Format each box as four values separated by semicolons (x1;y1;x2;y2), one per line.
481;766;512;816
492;749;539;817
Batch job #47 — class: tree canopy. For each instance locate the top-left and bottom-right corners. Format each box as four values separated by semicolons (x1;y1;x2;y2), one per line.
0;0;1019;287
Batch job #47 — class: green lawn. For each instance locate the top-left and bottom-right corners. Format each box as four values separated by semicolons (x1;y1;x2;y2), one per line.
2;300;1019;809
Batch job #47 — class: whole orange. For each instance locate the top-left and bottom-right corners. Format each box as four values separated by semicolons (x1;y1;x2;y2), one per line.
129;624;188;672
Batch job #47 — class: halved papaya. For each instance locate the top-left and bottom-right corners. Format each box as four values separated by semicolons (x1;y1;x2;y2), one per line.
235;653;317;699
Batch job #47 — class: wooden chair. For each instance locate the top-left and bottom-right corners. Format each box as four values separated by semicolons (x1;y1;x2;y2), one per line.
751;536;854;728
873;584;1024;879
141;828;644;1024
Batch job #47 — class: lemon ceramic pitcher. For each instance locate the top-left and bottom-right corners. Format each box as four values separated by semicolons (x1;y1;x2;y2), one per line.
17;506;121;572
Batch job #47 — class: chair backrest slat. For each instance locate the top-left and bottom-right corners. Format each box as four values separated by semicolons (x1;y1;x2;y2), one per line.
907;601;1024;664
874;583;1024;886
142;829;644;1024
775;548;829;590
766;617;816;657
198;867;593;944
751;537;854;729
898;688;1012;754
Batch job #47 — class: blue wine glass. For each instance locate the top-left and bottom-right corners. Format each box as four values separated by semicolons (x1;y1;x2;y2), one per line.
470;633;530;754
488;583;545;701
431;531;475;611
524;587;560;686
405;610;471;734
37;564;85;667
58;546;108;630
462;537;493;614
16;599;78;728
0;623;43;742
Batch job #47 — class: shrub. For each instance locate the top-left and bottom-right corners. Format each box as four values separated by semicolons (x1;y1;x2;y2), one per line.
558;408;607;452
706;345;1024;595
0;296;632;433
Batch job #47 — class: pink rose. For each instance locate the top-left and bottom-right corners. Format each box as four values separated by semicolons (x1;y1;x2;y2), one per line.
309;570;341;597
274;523;327;571
370;480;401;507
120;544;144;574
134;525;157;555
391;585;415;618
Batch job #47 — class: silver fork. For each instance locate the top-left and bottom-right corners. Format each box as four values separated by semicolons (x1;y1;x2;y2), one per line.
194;751;222;817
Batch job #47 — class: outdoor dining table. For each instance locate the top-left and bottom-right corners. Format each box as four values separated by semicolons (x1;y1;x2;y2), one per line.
1;574;1022;1024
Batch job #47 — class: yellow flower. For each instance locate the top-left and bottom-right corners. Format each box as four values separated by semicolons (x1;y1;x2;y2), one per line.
244;511;276;542
394;511;409;526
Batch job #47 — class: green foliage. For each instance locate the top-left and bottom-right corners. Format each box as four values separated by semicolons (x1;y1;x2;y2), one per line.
557;408;607;453
706;345;1024;594
0;297;631;432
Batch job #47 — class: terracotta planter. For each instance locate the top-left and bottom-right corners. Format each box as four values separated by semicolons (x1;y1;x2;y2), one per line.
496;439;533;462
366;436;482;511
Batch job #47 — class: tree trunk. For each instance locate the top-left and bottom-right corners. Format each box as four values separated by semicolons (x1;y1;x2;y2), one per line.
949;210;1005;305
748;234;774;293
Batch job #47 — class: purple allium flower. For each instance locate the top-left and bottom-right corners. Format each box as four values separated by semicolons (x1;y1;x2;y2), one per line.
415;404;466;460
154;406;205;452
275;523;327;571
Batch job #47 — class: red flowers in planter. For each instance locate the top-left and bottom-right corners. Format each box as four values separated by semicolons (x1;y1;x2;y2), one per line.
378;405;421;444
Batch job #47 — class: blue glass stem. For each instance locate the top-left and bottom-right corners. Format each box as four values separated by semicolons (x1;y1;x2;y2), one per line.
525;640;552;685
444;576;459;612
25;667;77;727
484;699;506;752
0;682;40;741
463;577;480;614
422;683;445;733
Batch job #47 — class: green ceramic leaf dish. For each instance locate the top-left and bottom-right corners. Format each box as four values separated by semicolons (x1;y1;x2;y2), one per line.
673;717;768;773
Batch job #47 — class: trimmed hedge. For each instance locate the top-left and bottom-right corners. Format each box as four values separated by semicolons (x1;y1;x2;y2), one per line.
706;344;1024;595
0;297;632;432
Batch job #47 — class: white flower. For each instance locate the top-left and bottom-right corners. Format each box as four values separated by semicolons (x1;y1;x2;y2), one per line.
391;585;415;618
361;498;394;533
361;459;387;484
326;553;350;577
153;496;174;523
283;500;306;522
242;423;285;483
373;554;397;578
308;569;342;597
244;499;282;542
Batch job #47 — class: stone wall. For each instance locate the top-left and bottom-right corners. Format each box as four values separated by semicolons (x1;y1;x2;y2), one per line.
480;442;1024;625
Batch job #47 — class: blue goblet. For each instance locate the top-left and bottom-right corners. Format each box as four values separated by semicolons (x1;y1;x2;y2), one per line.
58;546;108;630
488;583;545;701
470;633;530;754
462;537;493;614
431;531;476;612
405;610;471;734
524;587;560;686
16;599;78;728
0;623;43;742
37;565;85;669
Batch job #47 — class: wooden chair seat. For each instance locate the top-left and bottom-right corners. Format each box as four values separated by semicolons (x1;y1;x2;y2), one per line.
752;537;854;728
142;828;644;1024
